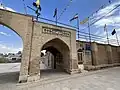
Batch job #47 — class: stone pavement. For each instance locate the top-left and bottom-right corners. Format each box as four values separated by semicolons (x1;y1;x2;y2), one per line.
0;63;120;90
17;67;120;90
0;63;20;74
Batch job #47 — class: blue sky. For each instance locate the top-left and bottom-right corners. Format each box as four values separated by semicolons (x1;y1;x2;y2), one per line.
0;0;120;53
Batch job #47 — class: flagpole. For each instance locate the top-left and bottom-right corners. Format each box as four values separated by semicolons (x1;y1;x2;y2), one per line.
77;17;79;39
69;13;79;39
88;17;93;65
106;27;109;44
22;0;27;14
115;32;119;46
56;8;57;25
88;17;91;44
104;24;109;44
36;9;39;20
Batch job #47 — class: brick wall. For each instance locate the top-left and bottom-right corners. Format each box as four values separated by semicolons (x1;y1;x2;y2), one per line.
76;41;120;66
97;44;108;65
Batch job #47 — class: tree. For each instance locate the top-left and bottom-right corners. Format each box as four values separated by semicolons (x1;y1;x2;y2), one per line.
4;54;8;57
17;51;22;55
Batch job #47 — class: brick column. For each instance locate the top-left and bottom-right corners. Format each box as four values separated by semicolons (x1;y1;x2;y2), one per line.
70;30;78;74
91;42;98;66
106;45;113;64
27;21;40;82
19;19;33;83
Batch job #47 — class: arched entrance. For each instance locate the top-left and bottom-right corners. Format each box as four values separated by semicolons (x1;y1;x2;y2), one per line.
0;25;23;85
0;9;78;83
40;38;70;75
0;9;34;83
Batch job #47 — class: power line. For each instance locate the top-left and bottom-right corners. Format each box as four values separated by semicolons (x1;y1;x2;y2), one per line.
78;3;120;44
37;16;106;39
58;0;73;20
78;36;106;43
90;4;120;27
77;2;120;43
79;31;105;38
21;0;27;14
79;35;119;44
79;4;120;31
38;16;107;40
38;16;77;29
81;0;112;25
79;34;105;40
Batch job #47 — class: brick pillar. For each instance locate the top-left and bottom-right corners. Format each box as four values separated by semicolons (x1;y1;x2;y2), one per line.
106;45;113;64
70;29;78;74
91;42;98;66
27;21;40;82
19;19;33;83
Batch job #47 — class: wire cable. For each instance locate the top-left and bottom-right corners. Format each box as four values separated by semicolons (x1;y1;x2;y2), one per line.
58;0;73;20
79;4;120;31
21;0;27;14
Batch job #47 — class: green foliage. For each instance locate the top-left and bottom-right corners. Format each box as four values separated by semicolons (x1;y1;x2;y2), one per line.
0;58;9;63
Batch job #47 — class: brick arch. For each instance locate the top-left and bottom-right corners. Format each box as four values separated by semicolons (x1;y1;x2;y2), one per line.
41;38;71;72
0;9;36;83
0;22;23;40
41;38;70;52
0;9;32;40
41;37;71;51
0;9;78;82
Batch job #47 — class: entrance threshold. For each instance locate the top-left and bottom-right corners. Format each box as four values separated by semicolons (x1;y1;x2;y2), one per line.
40;69;69;81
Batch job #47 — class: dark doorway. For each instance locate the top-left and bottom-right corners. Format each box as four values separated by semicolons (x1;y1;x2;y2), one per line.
40;38;70;79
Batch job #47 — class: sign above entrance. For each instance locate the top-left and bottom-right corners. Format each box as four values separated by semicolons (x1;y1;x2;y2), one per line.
42;27;71;37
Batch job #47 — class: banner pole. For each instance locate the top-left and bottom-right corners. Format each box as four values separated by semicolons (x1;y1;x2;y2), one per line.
105;25;109;44
106;28;109;44
88;17;91;43
55;8;57;25
77;18;79;40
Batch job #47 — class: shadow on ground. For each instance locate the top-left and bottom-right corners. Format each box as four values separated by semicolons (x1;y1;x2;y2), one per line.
0;72;19;84
40;69;69;80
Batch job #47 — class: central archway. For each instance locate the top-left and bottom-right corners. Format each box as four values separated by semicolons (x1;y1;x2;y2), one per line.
40;38;70;75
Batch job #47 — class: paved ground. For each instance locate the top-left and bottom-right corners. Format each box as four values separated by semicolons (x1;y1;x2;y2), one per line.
0;63;120;90
0;63;20;74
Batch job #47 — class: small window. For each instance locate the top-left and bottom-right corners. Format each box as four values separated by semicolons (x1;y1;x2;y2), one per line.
77;52;83;64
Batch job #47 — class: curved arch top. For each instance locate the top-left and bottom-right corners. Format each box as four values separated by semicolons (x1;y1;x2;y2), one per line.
0;9;33;40
41;38;70;52
0;9;78;82
0;9;38;83
28;22;78;79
